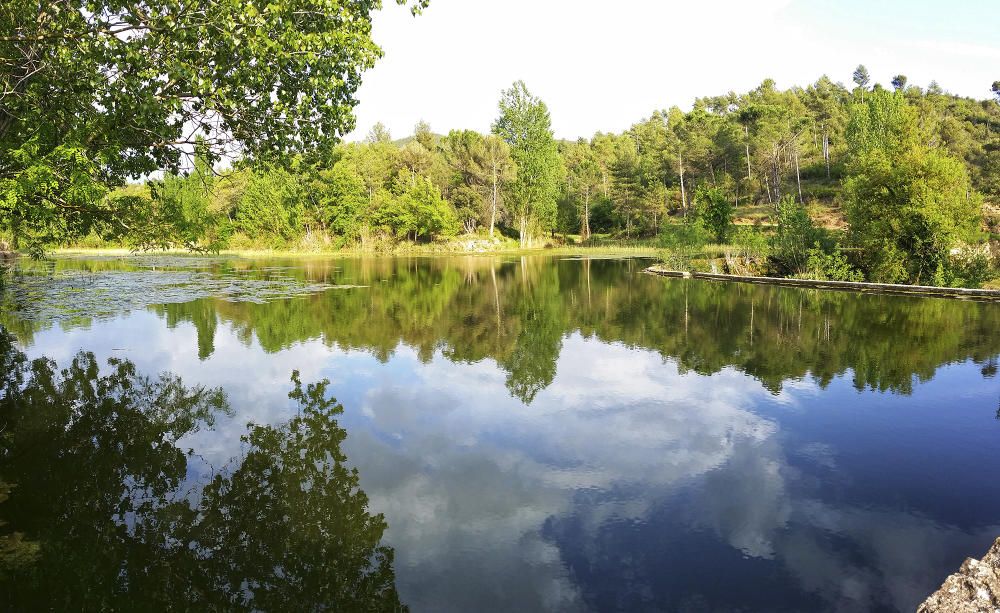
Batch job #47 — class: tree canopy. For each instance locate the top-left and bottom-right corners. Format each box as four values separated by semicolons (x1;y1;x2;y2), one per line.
0;0;427;254
492;81;563;246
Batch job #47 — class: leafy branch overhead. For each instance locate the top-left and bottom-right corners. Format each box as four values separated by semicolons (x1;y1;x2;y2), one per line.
0;0;427;253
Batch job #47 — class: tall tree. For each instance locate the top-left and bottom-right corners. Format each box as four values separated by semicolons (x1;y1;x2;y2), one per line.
482;135;517;237
492;81;562;246
563;140;602;241
441;130;515;236
366;123;393;145
891;74;908;92
414;120;435;149
853;64;871;102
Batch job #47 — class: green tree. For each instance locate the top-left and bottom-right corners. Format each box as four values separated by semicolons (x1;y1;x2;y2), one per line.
379;177;457;241
853;64;871;102
844;90;983;284
771;196;820;275
492;81;562;246
693;186;734;243
233;166;304;246
367;122;394;145
441;130;489;233
563;140;603;241
315;161;369;243
149;144;231;251
659;216;711;270
414;120;435;150
892;74;908;92
0;0;426;253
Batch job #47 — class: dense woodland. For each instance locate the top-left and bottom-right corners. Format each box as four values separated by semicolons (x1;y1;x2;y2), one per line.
71;71;1000;286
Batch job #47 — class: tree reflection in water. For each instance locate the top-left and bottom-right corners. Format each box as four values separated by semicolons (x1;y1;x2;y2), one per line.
5;257;1000;403
0;329;405;611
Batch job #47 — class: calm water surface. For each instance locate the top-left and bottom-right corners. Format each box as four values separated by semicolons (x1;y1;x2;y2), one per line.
1;255;998;612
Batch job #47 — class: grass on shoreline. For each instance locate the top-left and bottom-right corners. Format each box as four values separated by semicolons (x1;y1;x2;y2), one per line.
46;243;663;260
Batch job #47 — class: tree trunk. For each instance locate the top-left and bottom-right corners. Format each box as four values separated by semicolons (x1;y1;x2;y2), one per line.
678;152;687;215
794;145;803;204
489;168;499;238
824;131;831;179
744;125;753;204
744;126;752;181
771;155;781;204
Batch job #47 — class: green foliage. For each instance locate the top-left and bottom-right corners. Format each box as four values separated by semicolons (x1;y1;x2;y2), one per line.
233;167;304;246
377;177;458;241
1;0;429;252
659;217;711;270
493;81;563;245
771;196;821;275
8;63;996;284
693;186;734;243
149;146;231;251
845;90;983;284
935;248;994;288
0;143;141;256
804;243;864;282
562;140;603;240
853;65;871;91
725;225;771;275
440;130;515;235
313;161;368;243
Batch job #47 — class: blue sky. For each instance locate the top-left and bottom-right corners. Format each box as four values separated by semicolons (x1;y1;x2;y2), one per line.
347;0;1000;141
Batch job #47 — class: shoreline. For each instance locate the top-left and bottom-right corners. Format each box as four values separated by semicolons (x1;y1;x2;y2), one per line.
645;266;1000;301
43;246;662;259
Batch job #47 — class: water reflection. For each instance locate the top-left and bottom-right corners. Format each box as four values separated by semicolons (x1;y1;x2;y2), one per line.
338;339;998;612
6;256;999;398
2;255;999;612
0;330;405;610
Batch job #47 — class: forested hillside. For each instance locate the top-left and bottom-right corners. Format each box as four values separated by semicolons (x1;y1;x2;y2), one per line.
126;73;1000;246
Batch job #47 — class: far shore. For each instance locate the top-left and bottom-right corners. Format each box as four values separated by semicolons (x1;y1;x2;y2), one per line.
646;266;1000;301
40;244;662;259
5;247;997;295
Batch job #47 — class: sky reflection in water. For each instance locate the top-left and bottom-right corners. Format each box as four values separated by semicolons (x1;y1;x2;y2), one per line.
2;255;999;612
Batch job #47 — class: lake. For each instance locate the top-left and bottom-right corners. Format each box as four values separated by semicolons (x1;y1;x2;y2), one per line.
1;254;998;612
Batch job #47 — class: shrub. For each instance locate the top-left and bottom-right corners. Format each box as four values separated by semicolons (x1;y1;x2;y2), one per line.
693;186;734;243
724;226;771;276
804;243;864;282
770;196;820;275
659;218;711;270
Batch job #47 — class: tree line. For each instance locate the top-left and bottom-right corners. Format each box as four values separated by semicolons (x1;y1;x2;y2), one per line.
72;70;996;285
